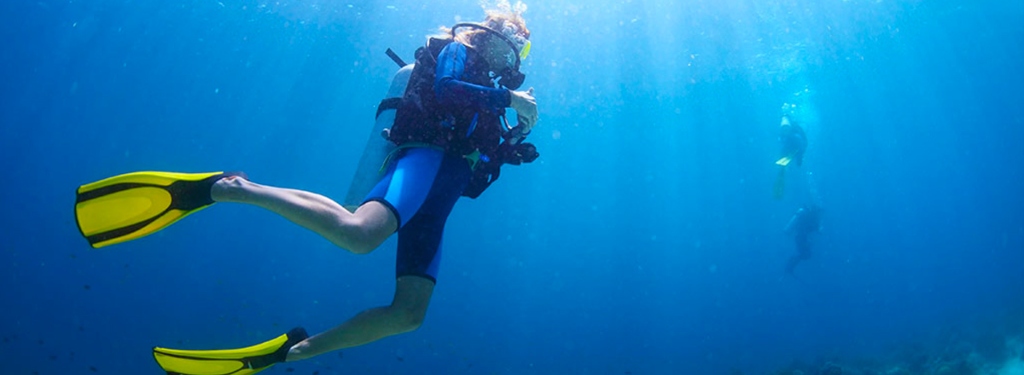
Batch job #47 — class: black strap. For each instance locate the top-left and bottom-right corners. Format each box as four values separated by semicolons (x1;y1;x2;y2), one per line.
376;97;403;119
385;48;407;68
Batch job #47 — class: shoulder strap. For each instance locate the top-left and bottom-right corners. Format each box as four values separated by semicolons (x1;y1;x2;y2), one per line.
419;37;454;65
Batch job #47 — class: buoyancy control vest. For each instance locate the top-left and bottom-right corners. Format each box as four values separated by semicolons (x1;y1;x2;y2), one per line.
359;33;537;199
388;37;505;160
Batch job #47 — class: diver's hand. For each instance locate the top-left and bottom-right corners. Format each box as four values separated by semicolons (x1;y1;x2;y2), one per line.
509;87;538;132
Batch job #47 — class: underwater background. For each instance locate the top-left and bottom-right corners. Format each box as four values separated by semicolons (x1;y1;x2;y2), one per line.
1;0;1022;374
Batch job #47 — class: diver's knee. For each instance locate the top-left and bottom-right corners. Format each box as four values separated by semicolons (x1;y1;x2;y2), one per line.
331;216;389;254
393;307;427;333
340;203;395;254
345;239;377;255
344;228;388;255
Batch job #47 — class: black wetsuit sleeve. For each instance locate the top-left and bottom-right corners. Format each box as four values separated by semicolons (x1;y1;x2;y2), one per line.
434;42;511;112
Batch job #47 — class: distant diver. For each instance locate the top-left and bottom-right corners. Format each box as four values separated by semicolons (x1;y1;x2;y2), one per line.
773;115;807;199
784;203;821;274
74;3;539;375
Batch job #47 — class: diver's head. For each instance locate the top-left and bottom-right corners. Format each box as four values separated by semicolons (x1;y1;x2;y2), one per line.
451;1;530;87
479;9;531;71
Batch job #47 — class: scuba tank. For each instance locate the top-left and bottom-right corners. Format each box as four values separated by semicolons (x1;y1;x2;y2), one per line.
342;62;414;210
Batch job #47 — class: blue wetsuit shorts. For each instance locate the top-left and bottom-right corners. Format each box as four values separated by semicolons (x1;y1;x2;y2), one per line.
363;147;471;284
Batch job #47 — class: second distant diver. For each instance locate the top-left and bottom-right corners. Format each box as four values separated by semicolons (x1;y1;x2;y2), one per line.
784;203;821;274
773;115;807;199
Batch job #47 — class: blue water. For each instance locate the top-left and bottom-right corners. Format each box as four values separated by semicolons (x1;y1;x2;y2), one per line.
2;0;1022;374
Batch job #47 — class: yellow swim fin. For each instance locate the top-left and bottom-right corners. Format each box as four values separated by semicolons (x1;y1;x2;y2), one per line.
775;155;792;167
773;167;786;200
153;327;308;375
74;171;242;248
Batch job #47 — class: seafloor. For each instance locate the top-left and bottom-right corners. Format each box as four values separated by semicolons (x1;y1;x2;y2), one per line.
759;308;1024;375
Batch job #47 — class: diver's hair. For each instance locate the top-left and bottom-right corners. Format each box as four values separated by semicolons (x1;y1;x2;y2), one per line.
434;0;530;49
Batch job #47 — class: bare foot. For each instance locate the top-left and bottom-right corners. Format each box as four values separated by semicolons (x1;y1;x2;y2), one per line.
285;340;313;362
210;175;252;202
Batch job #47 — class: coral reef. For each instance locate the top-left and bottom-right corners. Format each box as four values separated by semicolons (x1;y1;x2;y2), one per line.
761;331;1024;375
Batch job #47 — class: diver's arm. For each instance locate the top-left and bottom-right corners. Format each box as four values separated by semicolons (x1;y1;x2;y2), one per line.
784;216;797;234
784;209;803;234
434;42;511;111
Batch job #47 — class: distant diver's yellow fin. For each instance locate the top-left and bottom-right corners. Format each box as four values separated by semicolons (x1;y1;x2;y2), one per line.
775;155;792;167
153;327;308;375
773;167;787;200
74;171;243;248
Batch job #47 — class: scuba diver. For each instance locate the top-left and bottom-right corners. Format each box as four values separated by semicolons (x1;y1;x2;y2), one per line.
773;115;808;199
784;203;822;274
777;115;807;167
73;3;539;374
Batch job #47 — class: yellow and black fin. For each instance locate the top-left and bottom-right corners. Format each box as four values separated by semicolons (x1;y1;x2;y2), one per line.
74;171;242;248
153;327;308;375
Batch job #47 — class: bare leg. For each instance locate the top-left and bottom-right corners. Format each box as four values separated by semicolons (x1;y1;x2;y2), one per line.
211;176;397;254
285;275;435;361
